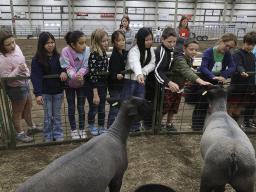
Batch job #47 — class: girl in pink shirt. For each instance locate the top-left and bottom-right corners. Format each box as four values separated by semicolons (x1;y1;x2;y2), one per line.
0;30;36;143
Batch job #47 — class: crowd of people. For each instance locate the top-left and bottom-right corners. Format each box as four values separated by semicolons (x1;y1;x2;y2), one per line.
0;15;256;143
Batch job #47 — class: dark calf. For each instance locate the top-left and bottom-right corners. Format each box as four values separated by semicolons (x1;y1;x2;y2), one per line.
200;87;256;192
16;97;152;192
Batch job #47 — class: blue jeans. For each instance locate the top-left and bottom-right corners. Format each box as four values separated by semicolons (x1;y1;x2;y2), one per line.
121;79;145;131
87;83;107;127
65;87;86;130
42;93;64;140
107;89;122;128
121;79;145;99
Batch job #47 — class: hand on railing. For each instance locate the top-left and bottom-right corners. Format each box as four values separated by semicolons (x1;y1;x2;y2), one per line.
240;72;249;78
213;76;226;84
166;81;180;92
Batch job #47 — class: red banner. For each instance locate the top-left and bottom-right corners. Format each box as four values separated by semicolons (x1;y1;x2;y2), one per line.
76;12;88;16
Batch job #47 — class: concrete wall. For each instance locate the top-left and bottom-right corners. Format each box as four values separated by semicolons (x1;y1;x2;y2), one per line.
0;0;255;37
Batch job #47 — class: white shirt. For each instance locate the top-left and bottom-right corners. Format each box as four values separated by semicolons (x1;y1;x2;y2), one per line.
125;45;156;81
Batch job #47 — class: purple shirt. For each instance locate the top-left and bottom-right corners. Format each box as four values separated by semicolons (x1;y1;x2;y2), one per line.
0;44;29;87
60;46;90;79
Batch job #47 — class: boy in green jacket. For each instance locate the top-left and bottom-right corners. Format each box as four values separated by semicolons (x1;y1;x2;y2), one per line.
162;39;211;131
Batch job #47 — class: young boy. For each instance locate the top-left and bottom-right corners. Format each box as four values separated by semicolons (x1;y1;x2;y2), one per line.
229;31;256;129
155;28;211;131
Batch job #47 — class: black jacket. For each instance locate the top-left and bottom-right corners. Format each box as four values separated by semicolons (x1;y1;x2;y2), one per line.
108;48;127;91
31;54;65;96
230;48;256;93
154;44;174;86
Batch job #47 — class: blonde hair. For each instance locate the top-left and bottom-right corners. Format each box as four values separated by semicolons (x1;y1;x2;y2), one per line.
217;33;237;46
91;29;108;56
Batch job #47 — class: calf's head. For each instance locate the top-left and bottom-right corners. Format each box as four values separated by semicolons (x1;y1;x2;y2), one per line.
207;87;227;113
108;96;153;121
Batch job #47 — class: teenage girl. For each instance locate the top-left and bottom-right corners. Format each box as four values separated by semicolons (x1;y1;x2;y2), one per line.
31;32;67;142
120;15;135;51
0;30;35;143
122;27;156;131
107;30;126;128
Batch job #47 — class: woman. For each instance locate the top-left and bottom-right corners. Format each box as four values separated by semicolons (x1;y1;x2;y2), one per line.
191;33;237;131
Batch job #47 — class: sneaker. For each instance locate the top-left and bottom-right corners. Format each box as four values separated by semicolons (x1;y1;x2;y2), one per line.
166;123;177;132
71;130;80;139
27;125;43;135
244;119;256;129
16;132;33;143
160;123;166;130
88;124;99;136
98;126;107;135
79;130;87;139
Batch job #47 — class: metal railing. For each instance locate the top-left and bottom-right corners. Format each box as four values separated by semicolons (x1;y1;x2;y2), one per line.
0;73;256;149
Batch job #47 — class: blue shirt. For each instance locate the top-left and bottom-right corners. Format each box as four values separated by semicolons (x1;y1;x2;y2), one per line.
198;47;236;81
31;53;65;96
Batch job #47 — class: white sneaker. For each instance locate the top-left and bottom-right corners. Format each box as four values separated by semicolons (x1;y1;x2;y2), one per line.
79;130;87;139
71;130;80;139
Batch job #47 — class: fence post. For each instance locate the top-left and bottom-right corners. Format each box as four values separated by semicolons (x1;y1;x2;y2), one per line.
0;79;16;149
152;82;164;134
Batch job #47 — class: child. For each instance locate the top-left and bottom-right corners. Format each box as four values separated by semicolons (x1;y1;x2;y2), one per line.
107;30;126;128
0;30;36;143
159;39;211;131
60;31;90;139
192;33;237;130
175;16;190;52
87;29;109;135
120;15;135;51
229;31;256;129
122;27;156;131
31;32;67;142
155;27;162;43
154;27;179;131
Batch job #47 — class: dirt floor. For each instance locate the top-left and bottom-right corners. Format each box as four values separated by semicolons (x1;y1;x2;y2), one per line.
0;134;256;192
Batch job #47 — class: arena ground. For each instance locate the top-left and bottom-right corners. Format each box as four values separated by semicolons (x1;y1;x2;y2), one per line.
0;134;255;192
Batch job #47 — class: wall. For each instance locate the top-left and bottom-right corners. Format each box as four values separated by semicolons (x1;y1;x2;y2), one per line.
0;0;255;37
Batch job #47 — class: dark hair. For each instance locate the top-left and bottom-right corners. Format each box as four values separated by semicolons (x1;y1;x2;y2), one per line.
111;30;125;45
35;32;59;73
183;38;199;48
161;27;177;39
178;16;189;31
217;33;237;46
64;30;85;47
243;31;256;45
121;15;130;30
0;30;13;55
136;27;153;67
